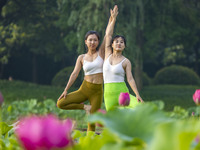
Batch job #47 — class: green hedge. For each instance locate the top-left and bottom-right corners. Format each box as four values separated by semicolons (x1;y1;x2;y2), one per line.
51;66;84;88
154;65;200;85
143;72;152;86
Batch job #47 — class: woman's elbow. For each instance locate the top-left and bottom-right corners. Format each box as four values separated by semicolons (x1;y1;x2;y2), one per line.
127;78;134;84
71;72;78;79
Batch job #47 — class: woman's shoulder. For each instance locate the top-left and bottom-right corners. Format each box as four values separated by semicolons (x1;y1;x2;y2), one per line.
77;54;85;62
78;54;85;58
121;56;129;62
122;56;131;66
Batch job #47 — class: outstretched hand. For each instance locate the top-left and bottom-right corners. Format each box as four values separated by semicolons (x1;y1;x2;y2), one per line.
58;90;67;101
110;5;118;19
109;5;118;23
136;95;144;103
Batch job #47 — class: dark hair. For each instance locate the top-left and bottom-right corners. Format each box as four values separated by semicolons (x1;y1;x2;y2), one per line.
111;35;126;46
84;31;101;51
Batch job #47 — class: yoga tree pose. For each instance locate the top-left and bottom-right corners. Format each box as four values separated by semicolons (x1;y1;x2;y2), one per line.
57;5;119;131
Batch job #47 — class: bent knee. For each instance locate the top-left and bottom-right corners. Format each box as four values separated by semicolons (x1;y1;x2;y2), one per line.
56;100;64;109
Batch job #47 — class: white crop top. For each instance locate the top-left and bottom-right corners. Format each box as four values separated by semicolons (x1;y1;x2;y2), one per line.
103;54;126;83
83;53;104;75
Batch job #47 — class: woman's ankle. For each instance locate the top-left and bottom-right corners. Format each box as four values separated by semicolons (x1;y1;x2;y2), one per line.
84;105;92;115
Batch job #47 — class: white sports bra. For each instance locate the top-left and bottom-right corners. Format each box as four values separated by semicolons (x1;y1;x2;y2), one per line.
103;54;126;83
83;53;103;75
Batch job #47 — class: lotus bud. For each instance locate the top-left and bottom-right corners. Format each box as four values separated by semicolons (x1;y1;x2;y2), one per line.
193;89;200;105
119;92;130;106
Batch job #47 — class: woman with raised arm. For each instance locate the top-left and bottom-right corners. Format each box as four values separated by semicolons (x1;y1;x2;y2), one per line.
57;5;119;132
103;8;144;111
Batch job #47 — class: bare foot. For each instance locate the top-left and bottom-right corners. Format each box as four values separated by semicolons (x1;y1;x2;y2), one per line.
84;105;92;115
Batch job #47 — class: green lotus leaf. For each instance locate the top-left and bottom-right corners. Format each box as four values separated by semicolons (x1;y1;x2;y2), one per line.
89;103;171;143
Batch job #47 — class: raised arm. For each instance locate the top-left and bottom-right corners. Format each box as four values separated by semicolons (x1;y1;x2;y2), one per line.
105;5;118;59
99;5;118;59
58;55;83;100
124;59;144;102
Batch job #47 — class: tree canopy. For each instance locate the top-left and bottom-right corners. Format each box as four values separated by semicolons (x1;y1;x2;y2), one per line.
0;0;199;86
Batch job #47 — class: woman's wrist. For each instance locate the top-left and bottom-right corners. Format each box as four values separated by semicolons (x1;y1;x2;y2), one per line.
136;94;140;97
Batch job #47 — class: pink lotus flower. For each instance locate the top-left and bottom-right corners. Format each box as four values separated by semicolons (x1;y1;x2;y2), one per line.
15;115;73;150
0;91;4;107
193;89;200;105
119;92;130;106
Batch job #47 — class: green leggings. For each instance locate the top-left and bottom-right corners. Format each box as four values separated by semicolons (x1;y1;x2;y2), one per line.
57;80;103;131
104;82;139;111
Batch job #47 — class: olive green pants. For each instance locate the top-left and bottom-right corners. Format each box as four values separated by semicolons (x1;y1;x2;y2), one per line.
57;80;103;131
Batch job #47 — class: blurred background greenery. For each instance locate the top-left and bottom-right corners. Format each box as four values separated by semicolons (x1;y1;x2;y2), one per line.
0;80;198;111
0;0;200;111
0;0;200;86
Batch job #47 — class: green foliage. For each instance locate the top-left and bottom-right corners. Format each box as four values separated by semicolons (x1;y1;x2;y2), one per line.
154;65;200;85
143;0;200;69
75;0;113;53
141;84;198;111
1;79;199;111
0;121;21;150
187;106;200;117
0;23;25;65
0;122;13;137
1;99;87;129
0;80;63;103
1;0;200;84
73;127;146;150
87;103;200;150
149;120;200;150
1;0;66;63
142;72;152;86
167;106;189;119
162;45;186;65
51;66;83;88
1;97;200;149
89;103;170;143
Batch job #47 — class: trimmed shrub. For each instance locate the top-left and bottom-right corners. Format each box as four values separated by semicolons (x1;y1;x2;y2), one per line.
51;66;83;88
143;72;152;86
154;65;200;85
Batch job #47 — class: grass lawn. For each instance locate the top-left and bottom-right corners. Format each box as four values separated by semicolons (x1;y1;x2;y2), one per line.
0;80;64;103
140;84;199;110
0;80;199;111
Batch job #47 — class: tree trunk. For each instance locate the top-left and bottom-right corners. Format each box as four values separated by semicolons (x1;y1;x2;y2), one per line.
132;0;144;91
134;59;143;91
134;27;144;90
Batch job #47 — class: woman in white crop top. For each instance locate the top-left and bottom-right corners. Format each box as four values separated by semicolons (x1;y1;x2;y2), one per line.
57;5;118;132
103;10;144;111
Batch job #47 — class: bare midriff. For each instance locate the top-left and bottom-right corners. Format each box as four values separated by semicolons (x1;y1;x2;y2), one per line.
84;73;103;84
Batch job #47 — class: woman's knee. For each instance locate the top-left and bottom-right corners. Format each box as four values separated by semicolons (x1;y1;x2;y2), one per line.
56;99;68;109
56;100;63;109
